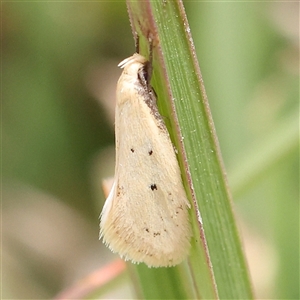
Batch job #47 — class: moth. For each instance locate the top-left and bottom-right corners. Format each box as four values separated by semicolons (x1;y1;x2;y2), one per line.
100;43;191;267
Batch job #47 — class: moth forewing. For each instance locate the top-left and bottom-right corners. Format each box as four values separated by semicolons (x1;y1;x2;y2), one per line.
100;53;192;267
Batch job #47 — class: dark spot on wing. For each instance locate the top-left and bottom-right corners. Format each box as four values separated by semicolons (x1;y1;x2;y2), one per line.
150;184;157;191
116;185;124;197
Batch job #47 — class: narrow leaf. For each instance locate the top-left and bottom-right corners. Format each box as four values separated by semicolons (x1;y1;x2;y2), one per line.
126;1;254;299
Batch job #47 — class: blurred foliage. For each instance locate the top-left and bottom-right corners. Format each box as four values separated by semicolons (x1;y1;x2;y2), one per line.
2;1;298;299
3;1;131;216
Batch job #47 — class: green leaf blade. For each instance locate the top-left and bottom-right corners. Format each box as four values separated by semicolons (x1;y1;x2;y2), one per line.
127;1;254;299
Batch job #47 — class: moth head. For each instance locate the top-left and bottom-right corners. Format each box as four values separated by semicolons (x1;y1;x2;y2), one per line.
118;54;148;78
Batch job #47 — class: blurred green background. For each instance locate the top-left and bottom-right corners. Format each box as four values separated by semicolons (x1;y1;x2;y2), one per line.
2;1;298;299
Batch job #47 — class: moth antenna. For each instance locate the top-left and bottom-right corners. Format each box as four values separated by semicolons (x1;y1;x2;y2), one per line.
146;35;153;83
134;33;153;86
135;33;140;54
148;35;153;65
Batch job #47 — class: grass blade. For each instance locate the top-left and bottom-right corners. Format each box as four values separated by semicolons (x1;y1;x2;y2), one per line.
126;1;254;299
